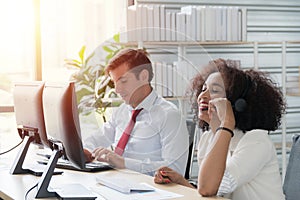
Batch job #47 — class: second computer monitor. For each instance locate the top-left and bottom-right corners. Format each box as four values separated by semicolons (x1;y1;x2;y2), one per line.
42;81;86;169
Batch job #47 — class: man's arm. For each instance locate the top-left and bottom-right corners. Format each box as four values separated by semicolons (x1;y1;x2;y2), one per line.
83;121;116;151
125;109;189;176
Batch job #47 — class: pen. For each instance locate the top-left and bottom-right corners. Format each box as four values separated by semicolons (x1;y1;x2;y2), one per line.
110;145;114;151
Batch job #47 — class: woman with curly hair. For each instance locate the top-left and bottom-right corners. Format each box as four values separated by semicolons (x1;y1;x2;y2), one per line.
154;58;286;200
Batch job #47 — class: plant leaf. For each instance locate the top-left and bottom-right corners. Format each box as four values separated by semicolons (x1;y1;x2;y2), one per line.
85;51;95;65
103;46;113;53
113;33;120;43
78;46;86;63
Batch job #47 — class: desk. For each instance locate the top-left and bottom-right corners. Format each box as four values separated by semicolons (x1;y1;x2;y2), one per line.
0;168;229;200
0;138;227;200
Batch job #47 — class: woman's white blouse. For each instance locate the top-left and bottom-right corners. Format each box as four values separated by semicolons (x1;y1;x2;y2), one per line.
197;129;285;200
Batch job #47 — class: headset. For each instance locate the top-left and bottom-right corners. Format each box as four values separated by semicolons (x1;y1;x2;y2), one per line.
234;74;252;112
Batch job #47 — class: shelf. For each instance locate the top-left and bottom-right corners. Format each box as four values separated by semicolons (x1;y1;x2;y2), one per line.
287;92;300;97
274;141;293;151
101;96;189;104
113;40;300;47
0;106;14;113
164;96;189;101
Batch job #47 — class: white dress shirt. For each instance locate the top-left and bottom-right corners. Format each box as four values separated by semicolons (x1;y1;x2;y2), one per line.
197;129;285;200
84;90;189;176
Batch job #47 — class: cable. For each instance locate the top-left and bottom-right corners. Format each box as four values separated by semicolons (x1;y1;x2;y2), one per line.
0;138;24;155
24;183;38;200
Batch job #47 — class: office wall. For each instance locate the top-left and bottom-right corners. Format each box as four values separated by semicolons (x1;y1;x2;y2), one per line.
135;0;300;174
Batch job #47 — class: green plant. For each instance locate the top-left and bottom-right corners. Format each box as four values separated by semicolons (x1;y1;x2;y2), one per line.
65;34;124;122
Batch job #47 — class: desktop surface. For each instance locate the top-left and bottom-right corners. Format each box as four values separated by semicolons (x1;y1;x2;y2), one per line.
0;133;227;200
0;168;228;200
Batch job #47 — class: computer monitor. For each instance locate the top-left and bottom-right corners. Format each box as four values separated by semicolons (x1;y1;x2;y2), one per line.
42;81;86;169
13;81;48;146
35;82;96;198
10;81;50;176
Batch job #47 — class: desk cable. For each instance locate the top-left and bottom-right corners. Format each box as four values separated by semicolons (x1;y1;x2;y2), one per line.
24;182;38;200
0;138;24;155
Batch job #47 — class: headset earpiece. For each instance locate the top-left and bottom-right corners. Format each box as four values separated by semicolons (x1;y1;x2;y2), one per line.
234;98;248;112
234;75;251;112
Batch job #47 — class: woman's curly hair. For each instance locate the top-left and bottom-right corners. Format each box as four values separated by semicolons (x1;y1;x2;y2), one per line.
188;58;286;132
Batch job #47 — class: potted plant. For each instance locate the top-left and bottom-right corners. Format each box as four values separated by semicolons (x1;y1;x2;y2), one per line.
64;34;125;122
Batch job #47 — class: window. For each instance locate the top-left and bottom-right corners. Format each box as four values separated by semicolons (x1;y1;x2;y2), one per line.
0;0;126;147
0;0;126;105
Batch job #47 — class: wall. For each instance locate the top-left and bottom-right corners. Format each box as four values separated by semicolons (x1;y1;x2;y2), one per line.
135;0;300;175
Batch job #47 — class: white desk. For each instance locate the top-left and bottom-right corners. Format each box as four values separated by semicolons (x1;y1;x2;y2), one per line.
0;136;227;200
0;167;230;200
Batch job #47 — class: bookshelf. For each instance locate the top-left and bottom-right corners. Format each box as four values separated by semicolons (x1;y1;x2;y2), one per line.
115;39;300;179
121;0;300;180
124;4;247;43
116;40;300;97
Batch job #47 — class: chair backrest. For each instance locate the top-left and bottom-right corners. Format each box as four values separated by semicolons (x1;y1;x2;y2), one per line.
185;118;196;179
283;134;300;200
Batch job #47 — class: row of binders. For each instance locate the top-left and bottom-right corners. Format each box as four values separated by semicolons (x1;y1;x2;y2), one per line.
123;4;247;42
151;59;241;97
151;61;198;97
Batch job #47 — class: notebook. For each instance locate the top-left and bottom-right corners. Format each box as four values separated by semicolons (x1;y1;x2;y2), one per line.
96;175;155;194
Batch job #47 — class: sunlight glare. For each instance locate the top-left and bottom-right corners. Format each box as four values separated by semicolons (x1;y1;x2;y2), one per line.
0;0;34;72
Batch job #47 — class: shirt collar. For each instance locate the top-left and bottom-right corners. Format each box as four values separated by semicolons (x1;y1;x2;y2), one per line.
127;89;158;111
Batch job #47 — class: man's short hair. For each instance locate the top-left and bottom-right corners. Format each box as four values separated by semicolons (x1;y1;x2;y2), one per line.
105;48;154;82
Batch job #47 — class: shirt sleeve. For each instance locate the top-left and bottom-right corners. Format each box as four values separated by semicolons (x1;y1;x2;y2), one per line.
83;112;118;151
125;108;189;176
217;170;238;196
197;131;212;166
226;131;273;187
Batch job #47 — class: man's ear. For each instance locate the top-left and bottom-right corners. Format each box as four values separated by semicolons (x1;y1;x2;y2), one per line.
139;69;149;81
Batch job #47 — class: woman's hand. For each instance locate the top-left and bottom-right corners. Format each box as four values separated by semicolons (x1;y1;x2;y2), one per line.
209;98;235;130
154;166;193;188
92;147;125;169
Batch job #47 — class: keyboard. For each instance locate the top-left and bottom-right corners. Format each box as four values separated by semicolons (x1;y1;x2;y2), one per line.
37;158;113;172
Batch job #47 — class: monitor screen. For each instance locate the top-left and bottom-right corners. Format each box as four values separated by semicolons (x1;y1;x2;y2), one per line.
42;82;86;169
13;81;49;146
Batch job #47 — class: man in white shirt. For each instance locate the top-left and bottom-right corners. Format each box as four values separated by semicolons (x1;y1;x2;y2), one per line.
84;48;189;176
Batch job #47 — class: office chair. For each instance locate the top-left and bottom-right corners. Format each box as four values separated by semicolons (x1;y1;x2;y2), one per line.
185;117;196;180
283;134;300;200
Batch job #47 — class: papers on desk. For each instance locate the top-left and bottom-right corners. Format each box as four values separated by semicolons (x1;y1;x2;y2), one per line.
53;183;96;200
96;175;154;194
95;175;183;200
0;191;13;200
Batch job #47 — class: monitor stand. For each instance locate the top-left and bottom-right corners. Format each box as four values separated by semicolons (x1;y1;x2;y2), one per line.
36;149;62;198
10;127;61;176
10;127;39;175
35;147;96;199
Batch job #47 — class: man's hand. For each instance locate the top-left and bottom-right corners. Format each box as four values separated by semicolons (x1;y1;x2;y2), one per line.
83;148;94;163
92;147;125;169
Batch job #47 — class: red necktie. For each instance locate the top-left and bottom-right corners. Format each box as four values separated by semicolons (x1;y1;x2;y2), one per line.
115;108;143;156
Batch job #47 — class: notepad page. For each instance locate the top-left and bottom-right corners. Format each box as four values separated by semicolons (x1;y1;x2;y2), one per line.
96;175;154;194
